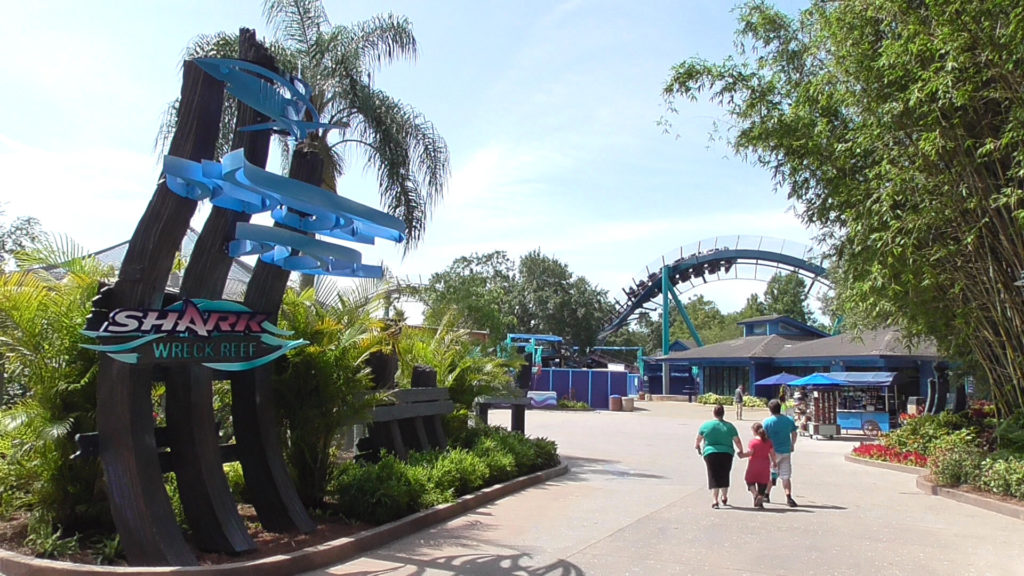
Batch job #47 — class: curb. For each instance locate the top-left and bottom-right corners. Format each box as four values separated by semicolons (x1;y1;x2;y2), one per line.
915;475;1024;522
843;454;928;475
0;463;570;576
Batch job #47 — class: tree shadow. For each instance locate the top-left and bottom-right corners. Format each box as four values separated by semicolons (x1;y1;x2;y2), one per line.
557;455;667;481
350;551;586;575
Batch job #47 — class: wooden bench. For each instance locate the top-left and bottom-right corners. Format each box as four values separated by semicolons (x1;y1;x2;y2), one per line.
357;366;454;460
474;393;529;433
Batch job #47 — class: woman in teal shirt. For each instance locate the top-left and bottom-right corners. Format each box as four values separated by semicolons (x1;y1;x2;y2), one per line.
694;404;744;509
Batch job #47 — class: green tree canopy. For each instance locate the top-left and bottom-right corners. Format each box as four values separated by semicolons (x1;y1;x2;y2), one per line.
0;206;42;270
419;251;516;345
764;272;812;324
664;0;1024;415
419;250;613;351
512;250;612;349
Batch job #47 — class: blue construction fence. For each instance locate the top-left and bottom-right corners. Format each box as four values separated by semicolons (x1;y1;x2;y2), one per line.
530;368;635;410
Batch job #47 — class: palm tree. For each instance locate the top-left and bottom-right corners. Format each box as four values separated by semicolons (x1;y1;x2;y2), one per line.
162;0;450;253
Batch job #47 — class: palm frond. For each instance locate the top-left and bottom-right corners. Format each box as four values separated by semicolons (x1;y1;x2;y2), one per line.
338;88;448;249
262;0;331;57
183;31;240;60
350;13;418;73
13;233;88;272
154;98;179;156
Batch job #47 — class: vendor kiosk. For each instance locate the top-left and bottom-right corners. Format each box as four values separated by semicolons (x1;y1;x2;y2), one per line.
836;384;892;437
794;372;896;437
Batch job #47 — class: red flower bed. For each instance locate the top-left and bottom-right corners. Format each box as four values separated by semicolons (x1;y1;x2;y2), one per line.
851;443;927;468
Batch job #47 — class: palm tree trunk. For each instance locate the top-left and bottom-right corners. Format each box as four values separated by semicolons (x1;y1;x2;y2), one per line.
162;28;271;554
96;60;223;566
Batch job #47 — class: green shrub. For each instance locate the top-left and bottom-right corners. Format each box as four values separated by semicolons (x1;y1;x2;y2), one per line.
426;448;488;496
444;409;483;449
470;438;518;484
928;430;985;486
557;398;590;410
975;455;1024;500
328;424;560;525
330;454;433;525
883;412;970;457
697;393;732;406
528;436;560;471
995;412;1024;455
743;396;767;408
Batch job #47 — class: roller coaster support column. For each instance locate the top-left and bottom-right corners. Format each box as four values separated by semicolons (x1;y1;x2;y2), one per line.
662;267;671;356
661;266;704;353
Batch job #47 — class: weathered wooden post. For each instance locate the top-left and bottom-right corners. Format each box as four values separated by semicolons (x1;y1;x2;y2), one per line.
94;60;224;566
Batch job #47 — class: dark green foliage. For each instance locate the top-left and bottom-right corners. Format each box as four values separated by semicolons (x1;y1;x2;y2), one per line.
419;249;614;352
23;512;78;559
330;454;433;525
995;412;1024;455
557;398;590;410
397;318;521;412
664;0;1024;415
975;456;1024;500
764;273;813;325
423;448;488;496
928;431;985;486
329;425;560;525
418;252;517;347
0;207;42;270
882;412;970;457
0;239;115;546
273;288;385;508
443;409;482;449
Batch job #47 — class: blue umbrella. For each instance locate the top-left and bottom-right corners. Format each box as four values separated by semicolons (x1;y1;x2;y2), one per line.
753;372;801;386
789;373;848;387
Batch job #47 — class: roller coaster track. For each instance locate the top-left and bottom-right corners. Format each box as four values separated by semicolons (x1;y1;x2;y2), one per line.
598;235;831;343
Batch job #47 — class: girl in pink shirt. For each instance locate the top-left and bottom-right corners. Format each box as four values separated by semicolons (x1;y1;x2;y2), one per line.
739;422;776;509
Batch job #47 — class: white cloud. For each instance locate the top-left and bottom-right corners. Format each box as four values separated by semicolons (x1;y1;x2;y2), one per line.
0;134;160;250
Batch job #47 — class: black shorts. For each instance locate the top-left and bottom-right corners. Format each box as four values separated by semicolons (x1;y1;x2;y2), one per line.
703;452;733;489
746;482;768;496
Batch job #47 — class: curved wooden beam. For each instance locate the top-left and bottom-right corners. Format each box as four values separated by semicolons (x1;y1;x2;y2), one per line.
97;60;224;566
164;28;274;555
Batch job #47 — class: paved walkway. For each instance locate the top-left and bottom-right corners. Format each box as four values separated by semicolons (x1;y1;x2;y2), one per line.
304;401;1023;575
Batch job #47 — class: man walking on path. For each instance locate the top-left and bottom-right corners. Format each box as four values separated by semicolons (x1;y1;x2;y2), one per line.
734;384;744;420
763;398;799;507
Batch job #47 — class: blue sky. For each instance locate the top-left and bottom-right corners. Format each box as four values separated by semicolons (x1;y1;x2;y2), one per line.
0;0;820;315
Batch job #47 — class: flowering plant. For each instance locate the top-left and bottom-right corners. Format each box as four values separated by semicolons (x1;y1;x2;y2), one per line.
851;442;927;468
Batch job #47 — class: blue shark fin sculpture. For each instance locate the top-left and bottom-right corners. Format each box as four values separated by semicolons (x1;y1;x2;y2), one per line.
193;58;346;141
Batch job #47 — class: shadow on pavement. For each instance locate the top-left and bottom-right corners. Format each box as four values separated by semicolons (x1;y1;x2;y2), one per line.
558;455;668;481
362;551;586;575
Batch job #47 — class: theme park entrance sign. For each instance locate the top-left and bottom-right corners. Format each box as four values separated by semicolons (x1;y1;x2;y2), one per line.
82;299;306;371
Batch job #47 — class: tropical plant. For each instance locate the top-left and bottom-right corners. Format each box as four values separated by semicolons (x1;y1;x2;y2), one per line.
161;0;449;255
272;284;390;507
396;313;521;411
0;235;114;541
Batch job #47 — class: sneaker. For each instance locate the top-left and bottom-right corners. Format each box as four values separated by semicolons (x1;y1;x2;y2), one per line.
764;493;770;504
786;496;798;508
754;495;764;508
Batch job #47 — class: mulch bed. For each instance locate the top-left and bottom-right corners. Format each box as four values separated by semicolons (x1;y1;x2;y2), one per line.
0;505;372;567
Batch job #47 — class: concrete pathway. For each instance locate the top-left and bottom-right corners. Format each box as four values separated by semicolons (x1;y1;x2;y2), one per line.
303;401;1023;575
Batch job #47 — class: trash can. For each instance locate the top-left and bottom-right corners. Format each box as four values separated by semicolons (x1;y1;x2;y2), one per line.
609;395;623;411
621;397;635;412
